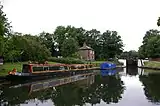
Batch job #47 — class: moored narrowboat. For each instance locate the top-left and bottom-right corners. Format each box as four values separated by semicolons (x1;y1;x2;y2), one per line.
6;63;95;80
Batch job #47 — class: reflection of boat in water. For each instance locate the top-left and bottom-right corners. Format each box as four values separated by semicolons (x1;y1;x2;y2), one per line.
9;72;95;93
6;63;95;81
100;69;117;76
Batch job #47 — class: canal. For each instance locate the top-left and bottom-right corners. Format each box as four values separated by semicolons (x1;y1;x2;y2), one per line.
0;68;160;106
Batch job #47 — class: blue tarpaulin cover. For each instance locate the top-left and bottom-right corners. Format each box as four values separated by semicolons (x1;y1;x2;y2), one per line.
100;62;116;69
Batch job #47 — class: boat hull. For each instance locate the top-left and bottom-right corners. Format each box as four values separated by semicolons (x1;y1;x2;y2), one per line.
6;69;93;81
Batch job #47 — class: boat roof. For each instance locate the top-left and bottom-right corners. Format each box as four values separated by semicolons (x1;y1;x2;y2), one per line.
23;63;93;67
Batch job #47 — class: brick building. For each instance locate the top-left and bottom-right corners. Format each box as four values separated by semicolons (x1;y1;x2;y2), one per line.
79;43;95;61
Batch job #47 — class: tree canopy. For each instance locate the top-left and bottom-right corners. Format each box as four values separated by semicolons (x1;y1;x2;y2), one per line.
120;50;138;59
61;38;79;57
53;26;124;60
0;3;11;56
4;34;51;62
0;3;124;62
138;29;160;58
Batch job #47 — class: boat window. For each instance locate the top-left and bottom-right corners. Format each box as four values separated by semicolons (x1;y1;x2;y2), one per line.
49;66;61;71
44;67;48;71
22;64;30;73
71;66;77;69
64;66;68;70
78;66;84;69
33;67;44;72
59;66;65;70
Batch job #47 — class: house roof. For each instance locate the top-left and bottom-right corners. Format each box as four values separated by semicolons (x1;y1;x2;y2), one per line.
79;42;93;50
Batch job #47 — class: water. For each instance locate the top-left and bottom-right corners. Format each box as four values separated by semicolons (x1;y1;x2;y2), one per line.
0;68;160;106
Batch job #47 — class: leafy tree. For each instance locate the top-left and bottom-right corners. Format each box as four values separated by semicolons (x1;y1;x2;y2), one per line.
0;3;11;56
53;26;123;60
4;34;51;62
145;36;160;58
22;34;51;61
99;30;123;59
85;29;101;59
61;38;79;57
120;50;138;59
138;29;160;58
53;26;86;51
0;3;11;37
38;32;57;56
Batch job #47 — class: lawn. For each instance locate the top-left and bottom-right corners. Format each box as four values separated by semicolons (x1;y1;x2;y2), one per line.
144;61;160;68
0;61;57;76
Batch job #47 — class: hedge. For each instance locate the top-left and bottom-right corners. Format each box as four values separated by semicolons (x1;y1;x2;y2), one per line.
48;57;85;64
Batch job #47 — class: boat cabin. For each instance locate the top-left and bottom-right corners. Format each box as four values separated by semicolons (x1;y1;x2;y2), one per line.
22;64;94;74
22;64;69;73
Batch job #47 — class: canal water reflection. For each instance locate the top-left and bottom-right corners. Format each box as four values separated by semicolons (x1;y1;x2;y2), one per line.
0;68;160;106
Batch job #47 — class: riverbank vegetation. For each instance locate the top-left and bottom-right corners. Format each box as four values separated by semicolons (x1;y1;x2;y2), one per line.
144;61;160;69
138;17;160;59
0;61;58;76
0;59;123;76
120;50;138;59
137;17;160;69
0;3;124;63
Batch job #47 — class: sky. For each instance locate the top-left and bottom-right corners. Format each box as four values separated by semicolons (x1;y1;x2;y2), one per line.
1;0;160;51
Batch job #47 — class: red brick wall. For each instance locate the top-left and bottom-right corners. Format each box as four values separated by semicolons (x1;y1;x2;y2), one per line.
149;58;160;61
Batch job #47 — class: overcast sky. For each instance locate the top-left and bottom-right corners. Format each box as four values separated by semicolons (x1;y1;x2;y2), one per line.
1;0;160;51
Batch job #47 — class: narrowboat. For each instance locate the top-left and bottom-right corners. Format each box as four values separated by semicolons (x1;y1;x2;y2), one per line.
6;63;95;81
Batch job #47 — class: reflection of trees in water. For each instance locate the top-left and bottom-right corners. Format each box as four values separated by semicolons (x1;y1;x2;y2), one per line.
83;75;124;105
0;74;124;106
0;86;30;105
139;73;160;103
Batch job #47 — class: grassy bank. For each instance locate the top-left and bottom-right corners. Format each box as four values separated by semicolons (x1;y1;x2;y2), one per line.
92;60;123;67
144;61;160;68
0;60;122;76
0;61;56;76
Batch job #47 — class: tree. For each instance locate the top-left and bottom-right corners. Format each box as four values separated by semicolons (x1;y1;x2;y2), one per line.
61;38;79;57
3;34;24;62
145;36;160;58
99;30;123;59
120;50;138;59
53;26;86;51
0;3;11;56
138;29;160;58
85;29;101;59
22;34;51;61
38;32;57;56
4;34;51;62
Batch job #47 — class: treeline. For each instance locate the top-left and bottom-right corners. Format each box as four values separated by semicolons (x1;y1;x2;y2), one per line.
120;50;138;59
138;17;160;59
0;3;124;62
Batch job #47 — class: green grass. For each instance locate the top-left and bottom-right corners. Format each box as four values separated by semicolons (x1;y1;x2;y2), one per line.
144;61;160;68
92;61;105;63
144;69;160;73
0;61;57;76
